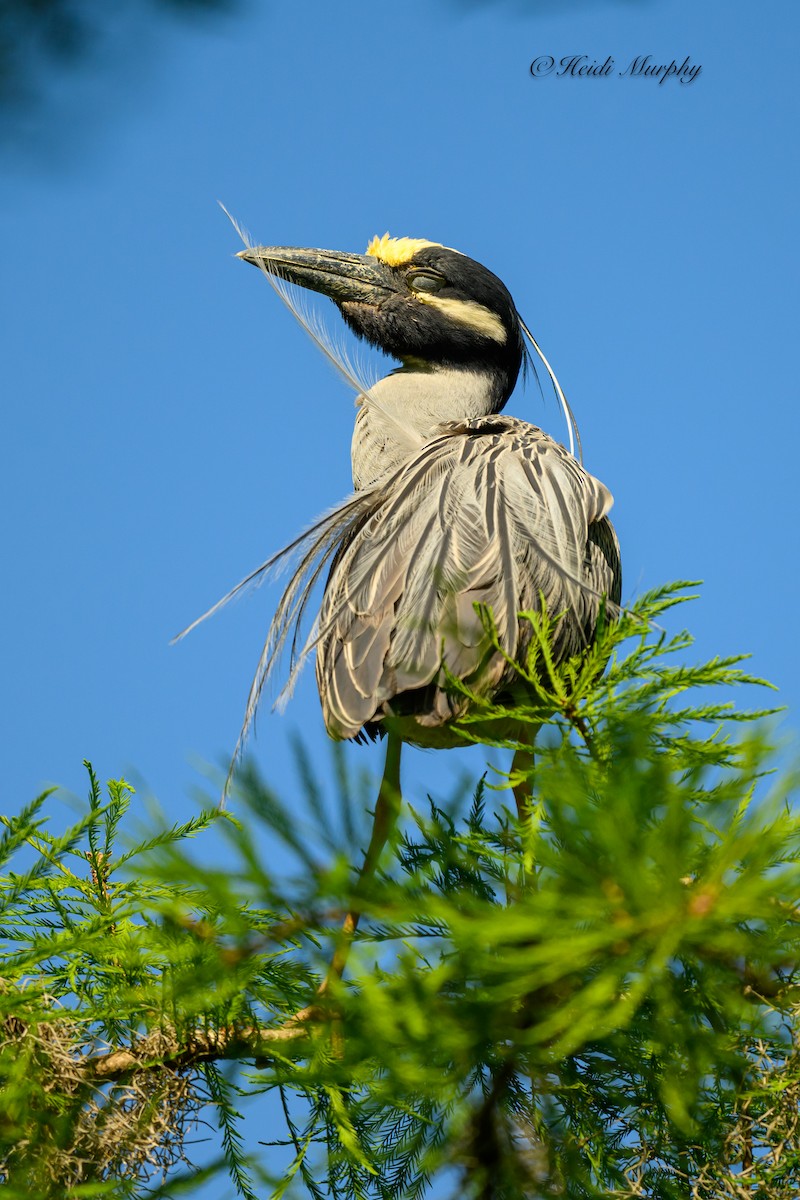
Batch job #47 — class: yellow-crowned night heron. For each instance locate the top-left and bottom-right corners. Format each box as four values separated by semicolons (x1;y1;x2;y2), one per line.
180;232;621;982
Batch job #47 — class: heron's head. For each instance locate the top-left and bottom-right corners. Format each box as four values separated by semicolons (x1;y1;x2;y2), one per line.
238;234;525;403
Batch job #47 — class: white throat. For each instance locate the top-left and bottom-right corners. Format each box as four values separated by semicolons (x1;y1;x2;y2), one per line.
351;366;502;490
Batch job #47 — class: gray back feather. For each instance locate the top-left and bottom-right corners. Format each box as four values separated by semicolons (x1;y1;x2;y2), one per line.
315;414;621;740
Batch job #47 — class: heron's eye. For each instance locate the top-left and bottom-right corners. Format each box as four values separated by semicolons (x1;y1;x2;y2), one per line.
407;270;445;294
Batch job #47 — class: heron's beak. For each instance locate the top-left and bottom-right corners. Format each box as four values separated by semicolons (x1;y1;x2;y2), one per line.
237;246;397;304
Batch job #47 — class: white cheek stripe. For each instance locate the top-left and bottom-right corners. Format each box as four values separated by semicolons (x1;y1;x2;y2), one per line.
419;295;507;344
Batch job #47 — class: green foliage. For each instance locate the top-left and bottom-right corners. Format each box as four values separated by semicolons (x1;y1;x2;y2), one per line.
1;584;798;1198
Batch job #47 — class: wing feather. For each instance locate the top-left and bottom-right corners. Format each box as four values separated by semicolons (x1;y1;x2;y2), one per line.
316;415;621;740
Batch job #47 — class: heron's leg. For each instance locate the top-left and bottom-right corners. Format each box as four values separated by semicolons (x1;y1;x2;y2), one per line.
319;731;403;993
508;725;545;910
511;747;534;821
511;724;539;822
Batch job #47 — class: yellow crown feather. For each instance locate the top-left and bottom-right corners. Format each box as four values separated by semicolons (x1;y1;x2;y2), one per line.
365;233;441;266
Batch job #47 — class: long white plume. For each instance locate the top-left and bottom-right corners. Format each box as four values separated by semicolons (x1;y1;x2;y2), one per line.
219;204;423;453
518;315;583;463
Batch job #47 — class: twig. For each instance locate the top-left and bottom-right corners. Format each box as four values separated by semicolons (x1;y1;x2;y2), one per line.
84;1012;323;1082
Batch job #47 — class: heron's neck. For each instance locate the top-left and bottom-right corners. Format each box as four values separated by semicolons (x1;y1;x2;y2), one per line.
351;364;506;490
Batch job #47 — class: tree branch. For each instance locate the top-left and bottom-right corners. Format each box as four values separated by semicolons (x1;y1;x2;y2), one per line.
84;1008;325;1081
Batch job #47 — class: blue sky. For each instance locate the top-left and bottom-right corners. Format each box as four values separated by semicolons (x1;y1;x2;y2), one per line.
2;0;798;1186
